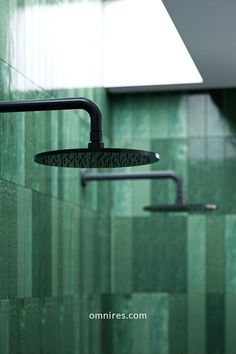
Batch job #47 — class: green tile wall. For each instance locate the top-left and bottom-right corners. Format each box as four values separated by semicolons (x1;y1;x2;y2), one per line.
110;90;236;354
1;0;236;351
0;0;111;353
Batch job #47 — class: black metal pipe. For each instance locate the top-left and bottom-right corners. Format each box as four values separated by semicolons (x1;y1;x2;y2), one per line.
0;97;104;149
80;170;184;204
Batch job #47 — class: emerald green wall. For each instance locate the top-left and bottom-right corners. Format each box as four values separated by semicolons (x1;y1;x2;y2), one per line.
1;0;236;352
109;91;236;354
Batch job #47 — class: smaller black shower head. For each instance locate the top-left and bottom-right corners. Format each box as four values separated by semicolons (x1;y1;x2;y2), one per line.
34;148;159;168
144;203;217;212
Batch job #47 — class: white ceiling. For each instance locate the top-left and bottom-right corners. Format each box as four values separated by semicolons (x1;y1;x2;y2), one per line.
110;0;236;92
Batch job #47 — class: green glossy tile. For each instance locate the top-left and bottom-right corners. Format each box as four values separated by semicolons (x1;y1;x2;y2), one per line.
0;180;17;298
150;294;169;354
168;94;187;138
151;139;175;205
148;214;187;292
0;112;19;184
80;171;98;212
188;294;206;354
61;203;80;295
132;178;150;217
112;178;132;217
90;295;102;353
206;294;225;353
8;300;20;354
111;217;132;293
226;294;236;354
0;300;9;354
131;94;151;139
79;295;90;354
21;298;41;354
51;199;59;297
187;93;206;137
54;202;64;296
169;295;187;353
132;217;151;292
94;215;111;293
206;137;225;207
132;293;151;354
188;216;206;293
98;295;112;354
97;176;111;215
111;95;133;145
206;92;227;137
60;297;74;354
32;191;51;297
206;215;225;293
225;137;236;212
150;93;169;139
73;296;81;354
0;180;9;299
0;62;10;101
41;298;60;354
79;208;95;294
112;295;132;353
17;187;32;298
225;215;236;293
187;138;207;203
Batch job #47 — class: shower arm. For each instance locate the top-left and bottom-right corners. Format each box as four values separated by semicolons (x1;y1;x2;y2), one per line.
80;170;184;205
0;97;104;150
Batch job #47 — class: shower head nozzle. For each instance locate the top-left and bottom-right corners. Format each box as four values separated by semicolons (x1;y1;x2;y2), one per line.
34;148;159;168
144;203;217;212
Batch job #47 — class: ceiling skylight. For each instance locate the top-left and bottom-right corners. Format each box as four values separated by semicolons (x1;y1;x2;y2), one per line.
103;0;203;88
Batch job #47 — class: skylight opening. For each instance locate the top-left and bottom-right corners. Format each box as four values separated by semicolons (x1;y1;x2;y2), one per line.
103;0;203;88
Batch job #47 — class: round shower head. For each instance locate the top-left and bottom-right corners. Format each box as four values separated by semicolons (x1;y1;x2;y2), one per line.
34;148;159;168
144;203;217;212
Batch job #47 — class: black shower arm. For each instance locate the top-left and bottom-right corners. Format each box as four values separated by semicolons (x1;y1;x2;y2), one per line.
80;170;184;205
0;97;104;149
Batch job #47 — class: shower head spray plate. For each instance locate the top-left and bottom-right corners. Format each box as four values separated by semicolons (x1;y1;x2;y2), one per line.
34;148;159;168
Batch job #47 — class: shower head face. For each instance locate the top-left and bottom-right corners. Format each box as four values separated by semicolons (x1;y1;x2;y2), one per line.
144;203;217;212
34;148;159;168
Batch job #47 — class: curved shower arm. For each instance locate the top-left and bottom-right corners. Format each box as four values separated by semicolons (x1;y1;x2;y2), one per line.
0;97;104;150
80;170;184;205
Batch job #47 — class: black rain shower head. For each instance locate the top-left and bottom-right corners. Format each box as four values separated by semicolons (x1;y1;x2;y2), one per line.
35;148;158;168
143;203;217;212
81;170;218;212
0;97;159;168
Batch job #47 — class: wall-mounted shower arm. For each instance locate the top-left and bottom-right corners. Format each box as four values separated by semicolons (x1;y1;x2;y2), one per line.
80;170;184;205
0;97;159;168
0;97;104;150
